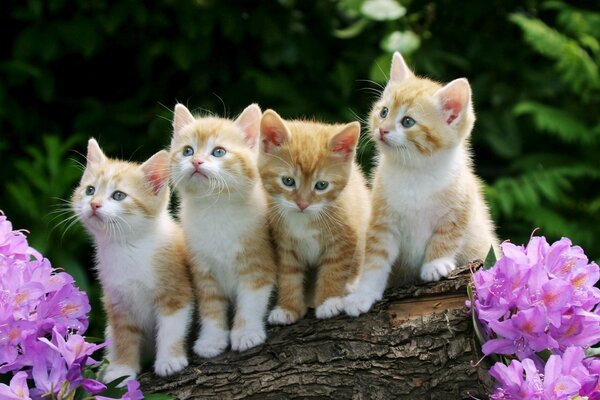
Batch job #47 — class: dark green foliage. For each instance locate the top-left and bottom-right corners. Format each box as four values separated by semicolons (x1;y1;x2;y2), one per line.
1;0;599;335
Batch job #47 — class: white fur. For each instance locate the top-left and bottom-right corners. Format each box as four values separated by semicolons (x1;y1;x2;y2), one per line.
268;306;298;325
154;305;192;376
193;318;229;358
420;256;456;282
283;212;322;267
315;296;344;319
231;285;271;352
103;364;138;386
344;265;391;317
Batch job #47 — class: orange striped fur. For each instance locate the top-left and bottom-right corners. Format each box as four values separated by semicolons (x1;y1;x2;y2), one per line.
72;140;194;383
344;52;499;317
258;110;370;324
170;104;276;357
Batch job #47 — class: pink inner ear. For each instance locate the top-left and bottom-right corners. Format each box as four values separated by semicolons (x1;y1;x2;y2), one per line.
262;127;284;153
331;134;357;160
443;99;463;124
147;171;166;195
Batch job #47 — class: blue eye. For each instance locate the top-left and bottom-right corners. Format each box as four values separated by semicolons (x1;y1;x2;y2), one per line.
112;191;127;201
314;181;329;191
401;116;416;128
85;186;95;196
281;177;295;187
212;147;226;157
380;107;389;118
182;146;194;156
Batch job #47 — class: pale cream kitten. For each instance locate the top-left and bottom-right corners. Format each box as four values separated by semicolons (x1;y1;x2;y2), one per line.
344;52;499;316
72;139;193;383
170;104;276;357
258;110;370;324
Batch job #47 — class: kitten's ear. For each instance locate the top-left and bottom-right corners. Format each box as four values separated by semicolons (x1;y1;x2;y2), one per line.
234;103;262;148
260;109;290;154
86;138;106;167
173;104;195;135
141;150;170;195
329;122;360;161
434;78;472;125
390;52;413;83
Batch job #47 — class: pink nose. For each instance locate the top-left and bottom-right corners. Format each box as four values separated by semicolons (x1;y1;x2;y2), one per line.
90;202;101;212
379;128;389;138
192;160;204;169
296;201;309;211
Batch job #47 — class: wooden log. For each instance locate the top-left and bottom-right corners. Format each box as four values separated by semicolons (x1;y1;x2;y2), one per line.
139;262;486;399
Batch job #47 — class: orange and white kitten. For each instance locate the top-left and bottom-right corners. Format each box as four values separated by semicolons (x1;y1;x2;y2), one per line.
258;110;370;324
72;139;193;383
344;52;498;316
170;104;276;357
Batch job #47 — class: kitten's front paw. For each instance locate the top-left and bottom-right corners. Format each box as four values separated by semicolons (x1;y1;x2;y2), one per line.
103;364;138;386
230;326;266;352
268;306;301;325
154;355;188;377
315;297;344;319
193;333;229;358
343;291;380;317
420;257;456;282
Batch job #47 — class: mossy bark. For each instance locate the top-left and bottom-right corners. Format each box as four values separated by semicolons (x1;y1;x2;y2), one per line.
140;263;487;399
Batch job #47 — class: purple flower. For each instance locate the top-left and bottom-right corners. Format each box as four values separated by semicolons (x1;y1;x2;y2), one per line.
0;371;31;400
0;211;137;399
470;235;600;358
96;380;144;400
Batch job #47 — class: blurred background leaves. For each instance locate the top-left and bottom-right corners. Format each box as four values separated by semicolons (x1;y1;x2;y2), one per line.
1;0;598;335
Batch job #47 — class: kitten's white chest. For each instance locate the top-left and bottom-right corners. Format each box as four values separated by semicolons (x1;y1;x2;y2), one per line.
96;237;158;329
380;164;450;268
183;200;260;297
286;215;322;267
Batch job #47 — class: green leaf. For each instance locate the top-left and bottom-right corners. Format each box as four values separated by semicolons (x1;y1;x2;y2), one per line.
361;0;405;21
333;18;369;39
381;30;420;54
585;346;600;357
483;246;497;270
144;394;178;400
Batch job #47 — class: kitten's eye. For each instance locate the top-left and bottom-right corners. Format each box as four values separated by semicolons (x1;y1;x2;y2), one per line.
111;191;127;201
401;116;416;128
85;186;95;196
211;147;227;157
314;181;329;191
182;146;194;156
379;107;389;119
281;176;296;187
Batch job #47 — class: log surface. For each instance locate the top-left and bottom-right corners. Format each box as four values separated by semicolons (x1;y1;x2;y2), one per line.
140;263;485;399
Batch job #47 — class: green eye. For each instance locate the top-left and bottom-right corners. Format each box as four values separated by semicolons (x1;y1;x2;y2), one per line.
314;181;329;191
281;176;295;187
85;186;95;196
380;107;389;118
401;116;416;128
111;191;127;201
183;146;194;156
211;147;226;157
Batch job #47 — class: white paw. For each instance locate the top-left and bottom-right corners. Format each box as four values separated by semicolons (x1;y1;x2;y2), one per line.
193;332;229;358
154;355;188;377
344;291;380;317
268;306;298;325
230;326;266;352
103;364;137;386
420;257;456;282
315;297;344;319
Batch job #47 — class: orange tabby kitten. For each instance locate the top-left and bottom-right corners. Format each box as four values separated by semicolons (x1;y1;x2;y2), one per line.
258;110;370;324
170;104;276;357
72;139;193;383
344;52;498;316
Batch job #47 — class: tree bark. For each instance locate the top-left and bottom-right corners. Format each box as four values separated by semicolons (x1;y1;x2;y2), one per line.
140;262;487;399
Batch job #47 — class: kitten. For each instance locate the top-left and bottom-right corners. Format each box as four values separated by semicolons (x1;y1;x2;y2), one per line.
258;110;370;324
72;139;193;383
344;52;499;316
170;103;276;357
